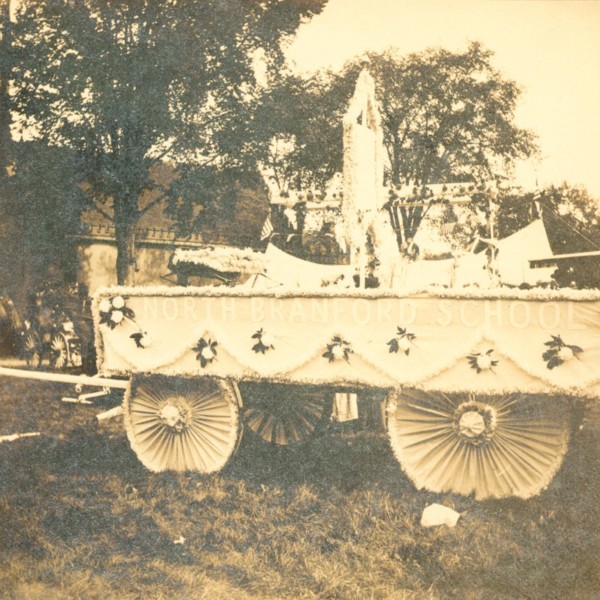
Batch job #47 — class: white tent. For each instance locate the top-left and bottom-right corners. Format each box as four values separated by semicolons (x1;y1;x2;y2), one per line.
258;244;354;289
395;219;556;290
489;219;555;286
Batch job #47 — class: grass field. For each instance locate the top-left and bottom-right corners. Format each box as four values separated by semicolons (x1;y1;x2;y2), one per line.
0;378;599;599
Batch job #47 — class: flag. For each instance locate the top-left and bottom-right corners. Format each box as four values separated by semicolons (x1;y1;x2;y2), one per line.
532;190;542;218
440;222;457;235
260;215;274;241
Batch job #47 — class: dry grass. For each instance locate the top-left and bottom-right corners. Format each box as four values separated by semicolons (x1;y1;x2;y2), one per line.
0;379;599;599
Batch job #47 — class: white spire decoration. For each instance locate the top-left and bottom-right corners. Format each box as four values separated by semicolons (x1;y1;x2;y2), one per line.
342;68;386;286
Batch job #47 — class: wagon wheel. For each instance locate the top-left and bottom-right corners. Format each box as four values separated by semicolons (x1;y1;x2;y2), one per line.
386;389;570;500
240;383;330;445
49;333;69;369
22;330;41;368
124;375;241;473
69;339;83;368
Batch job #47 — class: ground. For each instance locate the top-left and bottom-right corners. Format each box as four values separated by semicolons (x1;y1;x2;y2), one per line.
0;379;599;599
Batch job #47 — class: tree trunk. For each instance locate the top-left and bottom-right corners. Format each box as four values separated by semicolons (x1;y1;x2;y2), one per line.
114;200;138;285
0;1;12;173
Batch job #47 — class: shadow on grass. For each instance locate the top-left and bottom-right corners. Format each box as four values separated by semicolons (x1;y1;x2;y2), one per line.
1;382;599;599
226;426;414;495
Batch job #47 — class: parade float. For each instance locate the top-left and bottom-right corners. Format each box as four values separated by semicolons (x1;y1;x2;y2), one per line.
3;71;599;501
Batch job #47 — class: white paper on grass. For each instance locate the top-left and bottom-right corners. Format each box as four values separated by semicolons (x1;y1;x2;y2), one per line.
420;503;461;528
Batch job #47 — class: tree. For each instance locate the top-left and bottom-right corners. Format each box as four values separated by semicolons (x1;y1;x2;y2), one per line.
359;44;537;186
3;142;86;289
0;0;11;172
267;43;538;250
256;71;349;193
10;0;326;284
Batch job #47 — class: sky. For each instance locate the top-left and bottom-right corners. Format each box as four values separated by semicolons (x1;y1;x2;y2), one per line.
286;0;600;198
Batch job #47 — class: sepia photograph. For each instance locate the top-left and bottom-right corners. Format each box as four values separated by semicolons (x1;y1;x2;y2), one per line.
0;1;599;598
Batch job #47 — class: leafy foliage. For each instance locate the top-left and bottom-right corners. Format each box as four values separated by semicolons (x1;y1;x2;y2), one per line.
266;44;539;189
256;71;350;192
363;44;538;186
264;43;538;249
495;184;600;250
9;0;327;283
0;142;86;291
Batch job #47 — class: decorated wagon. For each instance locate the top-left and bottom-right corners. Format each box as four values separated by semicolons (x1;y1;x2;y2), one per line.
93;286;599;500
2;70;598;502
89;70;600;501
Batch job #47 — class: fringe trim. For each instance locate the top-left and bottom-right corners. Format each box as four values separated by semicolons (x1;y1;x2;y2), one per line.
93;284;600;303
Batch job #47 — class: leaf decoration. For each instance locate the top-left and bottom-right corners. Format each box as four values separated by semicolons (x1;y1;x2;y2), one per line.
193;338;218;368
130;332;144;348
99;312;117;329
543;335;564;348
387;338;399;353
545;355;562;370
251;328;274;354
387;326;416;355
542;334;583;370
322;336;353;363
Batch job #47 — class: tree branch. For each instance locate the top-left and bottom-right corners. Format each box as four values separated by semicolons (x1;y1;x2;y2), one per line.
138;191;167;216
84;194;114;223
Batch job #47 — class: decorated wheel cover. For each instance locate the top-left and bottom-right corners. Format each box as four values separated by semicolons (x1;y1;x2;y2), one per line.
387;389;570;499
124;375;241;473
23;330;41;368
50;333;68;369
240;383;329;445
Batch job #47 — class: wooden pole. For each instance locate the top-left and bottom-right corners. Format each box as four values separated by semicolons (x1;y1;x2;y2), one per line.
0;366;130;389
488;195;497;286
359;235;366;289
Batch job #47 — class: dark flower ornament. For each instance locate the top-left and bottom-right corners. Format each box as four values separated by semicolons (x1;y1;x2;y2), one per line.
193;338;218;368
387;327;416;355
323;336;352;363
252;328;275;354
130;332;152;349
467;349;498;374
542;335;583;369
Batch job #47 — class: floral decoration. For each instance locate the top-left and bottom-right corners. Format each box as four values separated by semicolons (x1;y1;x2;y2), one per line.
193;337;218;368
130;332;153;349
99;296;135;329
467;349;498;374
542;335;583;369
453;399;497;446
323;336;352;363
251;328;275;354
387;327;416;355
